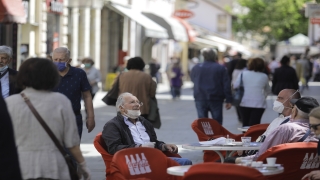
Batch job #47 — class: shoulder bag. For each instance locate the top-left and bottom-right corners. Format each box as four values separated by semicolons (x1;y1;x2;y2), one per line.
20;93;78;180
232;73;244;106
102;74;121;106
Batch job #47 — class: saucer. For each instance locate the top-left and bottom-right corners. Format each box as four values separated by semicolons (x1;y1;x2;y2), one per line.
262;164;280;169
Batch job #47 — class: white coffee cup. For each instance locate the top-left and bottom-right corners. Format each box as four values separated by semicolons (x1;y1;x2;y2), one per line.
266;157;277;166
225;138;235;144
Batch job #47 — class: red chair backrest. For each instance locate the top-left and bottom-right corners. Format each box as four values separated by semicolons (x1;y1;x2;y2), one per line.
110;147;181;180
243;124;269;141
93;133;114;179
191;118;242;141
257;142;319;180
182;162;267;180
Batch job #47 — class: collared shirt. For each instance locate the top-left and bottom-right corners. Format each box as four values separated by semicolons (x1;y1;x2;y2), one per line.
53;66;91;113
1;71;9;99
260;115;290;138
122;115;150;145
253;119;318;160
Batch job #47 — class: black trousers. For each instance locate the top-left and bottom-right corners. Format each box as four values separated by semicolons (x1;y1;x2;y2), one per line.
239;106;265;126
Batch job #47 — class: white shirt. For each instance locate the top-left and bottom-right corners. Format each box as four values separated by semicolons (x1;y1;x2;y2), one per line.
261;115;290;137
233;70;270;108
123;115;150;145
1;71;9;98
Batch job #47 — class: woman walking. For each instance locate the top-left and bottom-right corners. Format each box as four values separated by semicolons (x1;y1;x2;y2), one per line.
5;58;91;180
233;58;270;126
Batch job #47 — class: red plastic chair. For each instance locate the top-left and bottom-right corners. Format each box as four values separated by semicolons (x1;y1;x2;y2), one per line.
93;133;182;179
93;132;114;180
243;123;269;141
191;118;243;162
257;142;319;180
109;147;182;180
182;162;267;180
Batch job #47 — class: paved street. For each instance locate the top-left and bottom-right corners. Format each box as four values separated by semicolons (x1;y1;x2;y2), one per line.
80;81;320;180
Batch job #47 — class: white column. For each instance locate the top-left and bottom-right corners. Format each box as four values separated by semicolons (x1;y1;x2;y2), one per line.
71;8;79;64
60;0;69;47
79;8;90;58
122;17;129;53
90;8;101;68
129;20;136;57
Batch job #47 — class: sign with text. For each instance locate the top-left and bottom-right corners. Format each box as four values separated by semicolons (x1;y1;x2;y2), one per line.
173;9;194;19
46;0;63;14
311;18;320;24
305;3;320;17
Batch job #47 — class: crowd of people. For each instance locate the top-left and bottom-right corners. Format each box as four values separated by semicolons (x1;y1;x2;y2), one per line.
2;43;320;180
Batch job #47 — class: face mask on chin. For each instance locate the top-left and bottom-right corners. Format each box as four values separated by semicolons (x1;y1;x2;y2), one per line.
122;106;141;119
0;65;8;73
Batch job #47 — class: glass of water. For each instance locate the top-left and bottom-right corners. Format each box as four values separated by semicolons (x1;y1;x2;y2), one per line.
241;137;251;147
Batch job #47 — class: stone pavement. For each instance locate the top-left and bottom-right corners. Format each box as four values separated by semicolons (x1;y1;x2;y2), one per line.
80;81;320;180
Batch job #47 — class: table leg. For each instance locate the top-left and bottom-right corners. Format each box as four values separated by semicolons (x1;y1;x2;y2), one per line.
228;150;237;157
213;150;225;163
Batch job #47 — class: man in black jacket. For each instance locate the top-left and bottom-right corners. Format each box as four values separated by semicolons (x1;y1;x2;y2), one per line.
0;45;20;98
102;92;192;165
0;97;22;180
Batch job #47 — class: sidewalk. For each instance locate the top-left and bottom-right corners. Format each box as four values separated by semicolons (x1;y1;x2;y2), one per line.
80;81;320;180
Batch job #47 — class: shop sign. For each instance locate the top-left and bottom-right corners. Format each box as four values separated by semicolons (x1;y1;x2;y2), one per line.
305;3;320;17
311;18;320;24
173;9;194;19
46;0;64;14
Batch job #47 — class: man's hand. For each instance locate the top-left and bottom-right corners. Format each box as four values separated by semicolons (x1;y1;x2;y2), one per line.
302;170;320;180
235;157;242;164
163;144;178;153
86;117;95;133
225;103;232;110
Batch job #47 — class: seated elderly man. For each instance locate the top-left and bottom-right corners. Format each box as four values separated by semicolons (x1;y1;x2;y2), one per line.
235;97;319;163
102;92;192;165
240;89;300;156
302;107;320;180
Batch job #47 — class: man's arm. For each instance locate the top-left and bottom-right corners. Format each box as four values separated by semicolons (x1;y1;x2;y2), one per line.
222;68;232;109
82;90;95;132
149;78;157;98
102;122;136;155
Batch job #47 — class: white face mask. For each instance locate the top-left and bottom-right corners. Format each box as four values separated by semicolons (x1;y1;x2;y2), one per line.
123;109;141;119
0;65;8;73
273;100;285;113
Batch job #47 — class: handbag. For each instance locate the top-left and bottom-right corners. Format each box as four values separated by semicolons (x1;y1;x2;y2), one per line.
20;93;79;180
232;73;244;106
102;74;121;106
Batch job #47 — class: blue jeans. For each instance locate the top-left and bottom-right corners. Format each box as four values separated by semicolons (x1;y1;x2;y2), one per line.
195;100;223;124
169;157;192;165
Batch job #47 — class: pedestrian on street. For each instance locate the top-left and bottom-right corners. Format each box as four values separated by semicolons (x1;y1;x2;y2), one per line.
233;57;271;126
149;58;161;83
0;96;22;180
52;47;95;138
117;57;158;127
191;48;232;125
272;55;299;95
0;45;21;99
82;57;101;99
169;59;183;99
5;58;91;180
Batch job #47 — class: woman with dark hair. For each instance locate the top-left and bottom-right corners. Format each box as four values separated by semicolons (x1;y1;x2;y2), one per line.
231;59;247;123
233;58;271;126
272;55;299;95
116;57;159;128
5;58;91;180
170;59;184;99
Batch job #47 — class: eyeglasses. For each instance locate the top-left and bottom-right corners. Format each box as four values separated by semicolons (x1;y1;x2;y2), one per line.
309;123;320;130
127;100;143;106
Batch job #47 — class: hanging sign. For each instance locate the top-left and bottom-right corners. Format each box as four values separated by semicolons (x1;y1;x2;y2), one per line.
173;9;194;19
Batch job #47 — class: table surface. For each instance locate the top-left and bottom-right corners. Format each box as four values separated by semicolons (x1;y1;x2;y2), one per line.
182;142;261;151
167;165;284;176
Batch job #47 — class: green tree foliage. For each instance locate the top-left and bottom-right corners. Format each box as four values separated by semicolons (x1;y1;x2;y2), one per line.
233;0;312;45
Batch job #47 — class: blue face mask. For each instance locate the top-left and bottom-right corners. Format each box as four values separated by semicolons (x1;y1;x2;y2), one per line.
53;62;67;71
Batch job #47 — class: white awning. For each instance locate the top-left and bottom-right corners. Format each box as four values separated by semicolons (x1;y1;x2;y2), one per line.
109;4;168;39
193;37;227;52
143;12;188;42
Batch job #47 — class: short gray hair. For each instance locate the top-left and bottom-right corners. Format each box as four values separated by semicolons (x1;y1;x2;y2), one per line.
0;45;13;58
116;92;133;112
53;47;71;59
201;48;217;62
296;106;309;119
